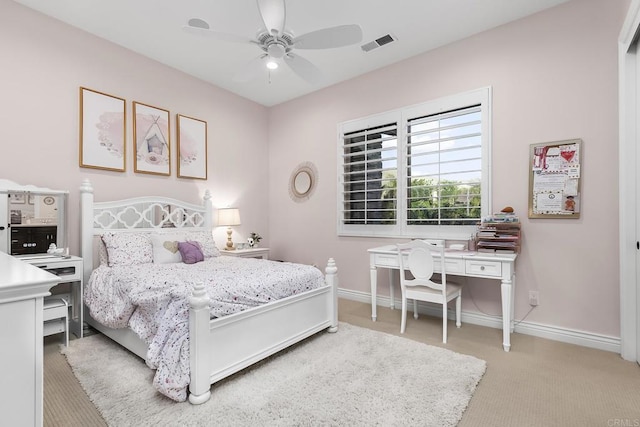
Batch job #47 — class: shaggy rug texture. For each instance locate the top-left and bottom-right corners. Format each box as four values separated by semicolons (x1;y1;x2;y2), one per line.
62;323;486;426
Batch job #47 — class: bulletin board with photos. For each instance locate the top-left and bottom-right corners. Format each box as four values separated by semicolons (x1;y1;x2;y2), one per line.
528;139;582;219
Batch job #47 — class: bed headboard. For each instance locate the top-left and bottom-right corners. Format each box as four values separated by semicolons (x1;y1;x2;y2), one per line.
79;179;213;284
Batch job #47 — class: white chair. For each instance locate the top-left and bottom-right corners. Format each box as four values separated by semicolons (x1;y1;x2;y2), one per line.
43;296;69;347
396;240;462;343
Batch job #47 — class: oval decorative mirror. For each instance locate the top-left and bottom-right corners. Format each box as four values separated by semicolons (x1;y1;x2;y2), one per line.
289;162;318;202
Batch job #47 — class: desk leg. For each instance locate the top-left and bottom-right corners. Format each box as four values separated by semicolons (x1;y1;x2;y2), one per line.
510;273;516;333
389;269;395;310
501;278;512;352
370;266;378;321
70;280;83;339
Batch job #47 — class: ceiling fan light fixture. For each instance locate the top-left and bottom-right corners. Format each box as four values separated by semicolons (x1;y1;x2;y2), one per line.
185;0;361;85
266;58;279;70
267;42;286;59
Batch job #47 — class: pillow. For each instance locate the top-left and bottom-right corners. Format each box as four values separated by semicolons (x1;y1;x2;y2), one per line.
184;230;220;258
101;232;152;267
150;233;183;264
178;241;204;264
97;237;109;266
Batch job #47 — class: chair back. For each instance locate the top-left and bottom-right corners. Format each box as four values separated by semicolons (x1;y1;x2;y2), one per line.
397;240;447;292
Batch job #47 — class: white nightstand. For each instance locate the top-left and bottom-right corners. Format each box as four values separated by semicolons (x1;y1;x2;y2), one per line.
220;247;270;259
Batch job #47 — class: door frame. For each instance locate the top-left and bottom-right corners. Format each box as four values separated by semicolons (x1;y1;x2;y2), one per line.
619;0;640;362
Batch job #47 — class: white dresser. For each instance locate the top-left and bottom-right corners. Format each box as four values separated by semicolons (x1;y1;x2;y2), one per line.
0;252;60;427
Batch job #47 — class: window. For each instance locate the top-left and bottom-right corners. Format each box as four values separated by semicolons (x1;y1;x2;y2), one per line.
338;88;491;239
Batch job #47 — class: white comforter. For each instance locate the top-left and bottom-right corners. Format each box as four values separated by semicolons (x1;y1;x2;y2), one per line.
85;256;326;402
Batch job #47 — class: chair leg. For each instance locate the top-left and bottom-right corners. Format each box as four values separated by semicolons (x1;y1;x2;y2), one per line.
456;295;461;328
413;299;418;319
442;303;448;344
401;297;407;334
64;319;69;347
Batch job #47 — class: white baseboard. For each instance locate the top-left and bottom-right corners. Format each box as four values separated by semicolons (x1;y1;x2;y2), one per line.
338;288;621;354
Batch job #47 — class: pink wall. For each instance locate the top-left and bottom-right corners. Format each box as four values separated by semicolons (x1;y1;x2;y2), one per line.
1;0;269;253
268;0;629;337
1;0;629;339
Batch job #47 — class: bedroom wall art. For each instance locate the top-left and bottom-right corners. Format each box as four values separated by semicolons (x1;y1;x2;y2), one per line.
133;102;171;176
289;161;318;203
79;87;126;172
11;193;25;204
177;114;208;180
528;138;582;219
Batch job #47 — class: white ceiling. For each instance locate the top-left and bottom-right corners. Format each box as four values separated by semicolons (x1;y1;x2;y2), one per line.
13;0;569;106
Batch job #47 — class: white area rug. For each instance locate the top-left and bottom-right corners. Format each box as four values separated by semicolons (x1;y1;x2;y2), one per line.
63;323;486;426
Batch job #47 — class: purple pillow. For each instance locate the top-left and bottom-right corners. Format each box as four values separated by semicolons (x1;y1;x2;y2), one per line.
178;241;204;264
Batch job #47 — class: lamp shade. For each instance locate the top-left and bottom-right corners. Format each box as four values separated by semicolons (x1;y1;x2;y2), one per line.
217;208;241;226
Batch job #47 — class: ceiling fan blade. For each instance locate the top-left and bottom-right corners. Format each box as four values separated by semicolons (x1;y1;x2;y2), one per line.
232;55;269;82
294;24;363;50
257;0;286;36
183;18;251;43
284;53;323;84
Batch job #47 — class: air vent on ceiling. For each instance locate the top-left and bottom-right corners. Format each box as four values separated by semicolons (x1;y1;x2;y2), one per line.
361;34;396;52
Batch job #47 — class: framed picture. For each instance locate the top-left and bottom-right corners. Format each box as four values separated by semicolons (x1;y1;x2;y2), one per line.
10;210;22;224
528;139;582;219
79;87;126;172
133;102;171;176
10;193;25;204
177;114;207;180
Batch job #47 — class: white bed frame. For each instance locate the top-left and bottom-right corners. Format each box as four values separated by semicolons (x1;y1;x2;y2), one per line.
79;179;338;404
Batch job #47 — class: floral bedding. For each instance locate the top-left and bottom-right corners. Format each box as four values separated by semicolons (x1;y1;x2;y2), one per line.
85;256;326;402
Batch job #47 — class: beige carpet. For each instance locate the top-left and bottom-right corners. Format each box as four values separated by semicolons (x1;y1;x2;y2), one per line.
44;299;640;426
60;323;485;426
44;333;107;427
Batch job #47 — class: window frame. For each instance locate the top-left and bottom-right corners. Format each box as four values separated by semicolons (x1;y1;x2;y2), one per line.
337;87;492;240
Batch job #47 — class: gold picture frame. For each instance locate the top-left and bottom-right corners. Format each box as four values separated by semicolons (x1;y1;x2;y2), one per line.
528;139;582;219
177;114;207;180
79;87;126;172
133;102;171;176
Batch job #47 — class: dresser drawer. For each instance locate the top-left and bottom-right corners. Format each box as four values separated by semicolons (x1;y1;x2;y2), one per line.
465;260;502;278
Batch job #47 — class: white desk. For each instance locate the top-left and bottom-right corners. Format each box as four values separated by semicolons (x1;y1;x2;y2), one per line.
19;255;84;339
368;245;517;351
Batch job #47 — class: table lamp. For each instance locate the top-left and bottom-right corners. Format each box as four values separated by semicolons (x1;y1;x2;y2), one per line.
217;208;241;250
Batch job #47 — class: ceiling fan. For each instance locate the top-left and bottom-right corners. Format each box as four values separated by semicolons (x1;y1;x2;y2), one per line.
183;0;363;84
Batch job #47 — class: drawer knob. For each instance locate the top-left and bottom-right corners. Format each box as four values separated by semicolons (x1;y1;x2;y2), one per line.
480;266;485;271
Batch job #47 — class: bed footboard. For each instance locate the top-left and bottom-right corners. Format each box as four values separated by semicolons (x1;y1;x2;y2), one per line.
187;258;338;404
188;282;212;405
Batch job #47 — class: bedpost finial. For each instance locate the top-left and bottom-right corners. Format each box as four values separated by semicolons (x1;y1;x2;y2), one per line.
203;189;211;201
190;282;210;309
80;179;94;193
325;258;338;275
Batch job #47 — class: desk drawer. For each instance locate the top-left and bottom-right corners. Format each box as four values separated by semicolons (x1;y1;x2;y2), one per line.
465;260;502;278
30;260;82;281
437;258;465;275
373;254;400;268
